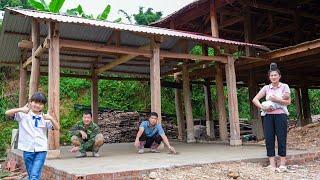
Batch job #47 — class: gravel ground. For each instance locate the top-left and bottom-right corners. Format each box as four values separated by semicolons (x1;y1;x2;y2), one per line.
144;161;320;180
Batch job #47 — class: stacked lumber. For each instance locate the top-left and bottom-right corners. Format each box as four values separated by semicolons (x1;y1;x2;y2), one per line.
97;110;178;143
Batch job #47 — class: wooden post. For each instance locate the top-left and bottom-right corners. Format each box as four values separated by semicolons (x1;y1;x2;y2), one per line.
215;63;228;141
225;56;241;145
210;1;219;37
210;0;228;141
295;87;303;126
174;73;185;141
182;64;196;143
150;43;162;123
91;63;99;123
248;72;264;140
204;80;214;138
244;6;256;57
202;46;214;138
301;86;311;126
47;22;60;158
28;19;40;98
19;60;27;107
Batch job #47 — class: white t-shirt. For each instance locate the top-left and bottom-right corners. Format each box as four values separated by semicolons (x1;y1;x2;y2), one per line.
14;111;53;152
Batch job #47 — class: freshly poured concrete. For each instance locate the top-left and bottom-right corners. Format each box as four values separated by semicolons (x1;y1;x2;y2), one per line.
38;142;307;176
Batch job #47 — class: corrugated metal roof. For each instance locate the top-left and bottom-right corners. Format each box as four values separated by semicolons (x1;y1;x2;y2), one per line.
0;8;269;76
6;8;268;49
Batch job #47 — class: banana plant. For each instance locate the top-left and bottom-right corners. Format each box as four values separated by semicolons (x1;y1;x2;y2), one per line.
66;4;93;19
28;0;65;13
97;5;111;20
28;0;120;23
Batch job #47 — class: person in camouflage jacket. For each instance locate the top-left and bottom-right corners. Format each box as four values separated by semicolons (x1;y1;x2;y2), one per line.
69;111;104;158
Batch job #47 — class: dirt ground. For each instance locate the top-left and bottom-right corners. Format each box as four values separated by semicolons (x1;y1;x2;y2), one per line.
145;161;320;180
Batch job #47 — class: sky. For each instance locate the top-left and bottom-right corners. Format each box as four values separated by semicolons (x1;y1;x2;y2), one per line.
61;0;195;23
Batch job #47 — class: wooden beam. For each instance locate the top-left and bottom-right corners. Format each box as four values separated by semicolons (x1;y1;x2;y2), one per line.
266;38;320;59
182;64;196;143
60;39;228;63
150;43;162;123
95;45;150;74
60;39;151;57
225;56;241;145
22;38;49;68
248;1;320;21
161;51;227;63
47;22;60;157
220;17;244;28
256;24;295;40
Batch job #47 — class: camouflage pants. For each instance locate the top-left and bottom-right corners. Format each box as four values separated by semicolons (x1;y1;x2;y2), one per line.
71;133;104;152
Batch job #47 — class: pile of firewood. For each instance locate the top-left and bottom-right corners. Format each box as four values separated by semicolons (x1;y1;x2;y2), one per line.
97;110;178;143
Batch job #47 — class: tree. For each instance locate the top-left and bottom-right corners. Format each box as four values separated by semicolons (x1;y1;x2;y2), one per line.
0;0;30;10
133;7;162;25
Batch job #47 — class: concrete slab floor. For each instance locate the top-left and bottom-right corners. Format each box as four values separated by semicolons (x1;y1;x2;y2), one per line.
36;142;307;176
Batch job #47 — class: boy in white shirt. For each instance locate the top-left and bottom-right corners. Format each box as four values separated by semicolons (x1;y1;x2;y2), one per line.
5;92;60;180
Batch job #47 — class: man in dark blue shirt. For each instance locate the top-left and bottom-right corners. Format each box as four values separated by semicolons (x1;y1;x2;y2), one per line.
134;112;176;154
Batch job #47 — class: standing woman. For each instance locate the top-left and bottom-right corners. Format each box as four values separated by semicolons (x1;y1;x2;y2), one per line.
252;63;291;171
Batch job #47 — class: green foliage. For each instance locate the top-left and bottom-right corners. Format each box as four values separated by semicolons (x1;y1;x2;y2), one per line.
27;0;45;11
0;68;18;158
118;9;132;23
309;89;320;115
0;0;29;10
27;0;65;13
48;0;64;13
133;7;162;25
97;4;111;20
66;5;93;19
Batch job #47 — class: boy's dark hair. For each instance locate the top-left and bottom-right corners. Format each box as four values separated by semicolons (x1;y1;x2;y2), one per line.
30;92;47;104
149;112;158;118
83;111;92;117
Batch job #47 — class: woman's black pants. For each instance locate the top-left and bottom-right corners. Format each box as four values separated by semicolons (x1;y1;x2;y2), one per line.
263;114;288;157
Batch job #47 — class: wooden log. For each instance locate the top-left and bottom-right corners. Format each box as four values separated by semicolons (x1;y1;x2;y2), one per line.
182;64;196;142
150;43;162;123
47;22;60;156
225;56;241;145
28;19;40;98
174;73;185;141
